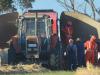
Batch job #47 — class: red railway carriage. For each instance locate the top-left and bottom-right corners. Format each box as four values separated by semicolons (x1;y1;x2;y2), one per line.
8;10;59;67
24;10;58;34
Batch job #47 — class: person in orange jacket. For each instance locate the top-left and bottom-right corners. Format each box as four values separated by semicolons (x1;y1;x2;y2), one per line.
84;35;97;65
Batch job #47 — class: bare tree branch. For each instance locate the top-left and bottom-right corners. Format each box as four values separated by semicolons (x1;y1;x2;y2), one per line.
70;0;75;11
84;0;96;19
57;0;78;12
57;0;70;11
84;2;87;14
57;0;100;19
63;0;70;11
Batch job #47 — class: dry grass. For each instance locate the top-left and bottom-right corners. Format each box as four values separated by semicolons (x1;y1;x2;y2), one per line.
75;63;100;75
0;64;48;74
0;63;100;75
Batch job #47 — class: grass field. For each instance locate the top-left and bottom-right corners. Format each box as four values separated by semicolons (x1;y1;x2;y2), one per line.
0;63;100;75
0;71;75;75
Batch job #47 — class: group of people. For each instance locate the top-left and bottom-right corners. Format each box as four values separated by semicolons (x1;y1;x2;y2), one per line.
64;38;85;70
62;21;98;70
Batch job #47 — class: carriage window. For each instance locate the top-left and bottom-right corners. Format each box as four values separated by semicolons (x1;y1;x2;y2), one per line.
37;18;46;36
23;18;35;36
47;19;52;36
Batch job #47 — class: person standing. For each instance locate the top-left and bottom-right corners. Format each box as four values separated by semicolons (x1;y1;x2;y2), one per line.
84;35;98;65
76;38;85;67
61;21;73;69
67;39;77;70
62;21;73;45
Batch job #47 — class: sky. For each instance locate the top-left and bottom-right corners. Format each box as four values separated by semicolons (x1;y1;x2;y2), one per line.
29;0;100;19
32;0;65;18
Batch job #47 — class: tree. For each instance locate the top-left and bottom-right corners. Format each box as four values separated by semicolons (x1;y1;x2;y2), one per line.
0;0;35;13
16;0;35;10
57;0;100;20
0;0;13;12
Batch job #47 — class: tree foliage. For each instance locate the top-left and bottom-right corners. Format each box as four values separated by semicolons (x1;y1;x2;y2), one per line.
0;0;35;13
0;0;13;11
18;0;35;9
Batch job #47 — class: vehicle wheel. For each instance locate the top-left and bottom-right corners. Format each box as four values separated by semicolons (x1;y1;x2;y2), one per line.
49;53;60;70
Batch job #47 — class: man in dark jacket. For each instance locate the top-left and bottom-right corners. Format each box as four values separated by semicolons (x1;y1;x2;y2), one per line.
76;38;85;67
67;39;77;70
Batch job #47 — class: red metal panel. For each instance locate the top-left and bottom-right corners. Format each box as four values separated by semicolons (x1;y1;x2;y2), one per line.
38;12;58;34
24;11;58;35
